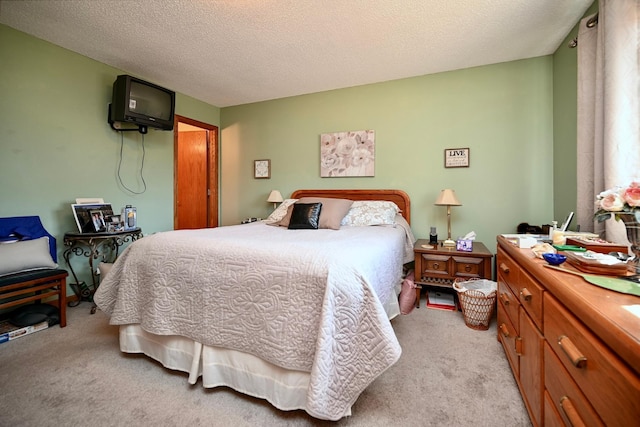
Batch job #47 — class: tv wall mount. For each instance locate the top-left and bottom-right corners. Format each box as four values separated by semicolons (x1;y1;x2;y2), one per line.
108;104;148;134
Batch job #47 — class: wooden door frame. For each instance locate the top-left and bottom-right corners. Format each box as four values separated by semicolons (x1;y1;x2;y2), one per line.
173;115;219;229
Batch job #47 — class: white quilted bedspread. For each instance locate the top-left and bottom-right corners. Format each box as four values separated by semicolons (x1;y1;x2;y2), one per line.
94;221;414;420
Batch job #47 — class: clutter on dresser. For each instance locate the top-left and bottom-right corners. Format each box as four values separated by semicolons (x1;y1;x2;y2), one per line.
564;250;629;275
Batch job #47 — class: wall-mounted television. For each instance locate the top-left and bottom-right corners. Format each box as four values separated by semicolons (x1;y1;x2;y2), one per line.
109;74;175;133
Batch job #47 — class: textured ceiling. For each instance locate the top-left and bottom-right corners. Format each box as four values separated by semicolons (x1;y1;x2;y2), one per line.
0;0;592;107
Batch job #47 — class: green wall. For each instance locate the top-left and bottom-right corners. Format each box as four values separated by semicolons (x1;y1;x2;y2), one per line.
221;57;555;245
0;24;220;281
2;3;595;281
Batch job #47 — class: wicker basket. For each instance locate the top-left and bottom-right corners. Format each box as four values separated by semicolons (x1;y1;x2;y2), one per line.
453;279;497;330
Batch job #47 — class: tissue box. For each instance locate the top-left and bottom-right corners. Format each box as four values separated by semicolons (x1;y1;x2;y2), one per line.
500;234;539;248
456;239;473;252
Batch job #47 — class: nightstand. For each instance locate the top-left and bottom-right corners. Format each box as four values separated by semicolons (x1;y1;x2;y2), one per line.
413;239;493;308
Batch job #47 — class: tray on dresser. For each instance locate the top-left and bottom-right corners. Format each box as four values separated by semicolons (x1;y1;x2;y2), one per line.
564;251;629;275
565;237;628;254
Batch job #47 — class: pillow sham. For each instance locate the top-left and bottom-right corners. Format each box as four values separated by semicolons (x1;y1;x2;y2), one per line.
340;200;400;226
264;198;298;224
0;236;58;276
278;197;353;230
287;203;323;230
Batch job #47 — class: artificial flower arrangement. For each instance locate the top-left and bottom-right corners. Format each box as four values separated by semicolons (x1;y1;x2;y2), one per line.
595;181;640;223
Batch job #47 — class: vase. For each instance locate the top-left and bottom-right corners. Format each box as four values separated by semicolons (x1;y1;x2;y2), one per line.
618;213;640;273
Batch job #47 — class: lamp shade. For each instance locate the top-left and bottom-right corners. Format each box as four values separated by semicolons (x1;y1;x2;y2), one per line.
267;190;284;204
434;189;462;206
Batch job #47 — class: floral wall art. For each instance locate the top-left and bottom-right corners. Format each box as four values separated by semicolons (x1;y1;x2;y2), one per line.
320;130;375;177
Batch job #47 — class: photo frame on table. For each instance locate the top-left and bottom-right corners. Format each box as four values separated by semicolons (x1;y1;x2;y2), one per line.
444;148;470;168
89;210;107;232
254;159;271;179
71;203;114;233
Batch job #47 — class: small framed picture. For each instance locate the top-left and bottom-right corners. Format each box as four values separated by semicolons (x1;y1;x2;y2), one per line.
89;210;107;232
71;203;114;233
445;148;470;168
254;159;271;179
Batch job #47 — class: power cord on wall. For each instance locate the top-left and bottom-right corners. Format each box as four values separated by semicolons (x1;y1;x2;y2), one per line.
117;131;147;194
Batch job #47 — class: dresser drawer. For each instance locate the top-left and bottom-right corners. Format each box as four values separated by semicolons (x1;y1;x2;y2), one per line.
514;269;543;329
544;391;565;427
497;300;519;377
544;294;640;426
496;249;520;293
497;279;519;329
544;343;604;427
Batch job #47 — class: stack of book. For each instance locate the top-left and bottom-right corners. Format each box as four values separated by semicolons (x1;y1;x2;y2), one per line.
0;320;48;344
426;290;457;311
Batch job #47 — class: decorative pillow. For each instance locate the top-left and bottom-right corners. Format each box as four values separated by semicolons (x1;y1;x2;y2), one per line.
278;197;353;230
341;200;400;226
264;198;298;224
287;203;323;230
0;237;58;276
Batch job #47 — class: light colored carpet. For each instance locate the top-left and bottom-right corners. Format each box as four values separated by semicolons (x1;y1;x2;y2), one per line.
0;301;531;426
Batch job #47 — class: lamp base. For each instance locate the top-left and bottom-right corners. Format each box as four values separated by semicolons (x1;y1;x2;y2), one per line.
443;239;456;247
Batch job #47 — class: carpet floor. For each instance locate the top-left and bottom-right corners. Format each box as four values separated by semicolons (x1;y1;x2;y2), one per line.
0;300;531;426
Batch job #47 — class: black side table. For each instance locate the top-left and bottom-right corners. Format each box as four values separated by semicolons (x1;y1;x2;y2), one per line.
63;228;142;313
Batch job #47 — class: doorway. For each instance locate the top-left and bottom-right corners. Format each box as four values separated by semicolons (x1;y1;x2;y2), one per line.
174;115;219;230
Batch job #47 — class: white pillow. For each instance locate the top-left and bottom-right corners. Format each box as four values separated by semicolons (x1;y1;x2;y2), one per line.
0;237;58;276
341;201;400;226
264;199;298;224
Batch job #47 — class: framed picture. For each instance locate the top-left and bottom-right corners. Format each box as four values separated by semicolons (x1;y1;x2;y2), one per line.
105;214;125;232
254;159;271;179
320;130;375;177
88;210;106;232
444;148;470;168
71;203;114;233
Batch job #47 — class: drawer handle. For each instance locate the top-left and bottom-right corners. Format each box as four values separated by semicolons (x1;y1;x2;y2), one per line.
515;336;523;355
499;323;510;337
464;264;471;272
499;263;510;274
558;335;587;368
560;396;587;427
433;262;439;269
499;292;510;306
520;288;532;301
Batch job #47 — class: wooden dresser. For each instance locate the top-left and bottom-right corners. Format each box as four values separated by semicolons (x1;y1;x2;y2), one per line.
496;236;640;427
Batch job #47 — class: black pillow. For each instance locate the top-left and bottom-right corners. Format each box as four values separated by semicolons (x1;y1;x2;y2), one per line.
288;203;323;230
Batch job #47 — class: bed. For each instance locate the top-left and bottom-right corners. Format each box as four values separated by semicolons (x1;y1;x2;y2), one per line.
94;189;414;421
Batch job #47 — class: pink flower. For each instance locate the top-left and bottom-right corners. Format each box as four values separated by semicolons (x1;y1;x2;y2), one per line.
595;182;640;222
598;192;625;211
623;182;640;207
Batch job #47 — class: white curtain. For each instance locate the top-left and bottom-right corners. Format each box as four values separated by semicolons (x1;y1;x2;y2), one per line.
576;0;640;246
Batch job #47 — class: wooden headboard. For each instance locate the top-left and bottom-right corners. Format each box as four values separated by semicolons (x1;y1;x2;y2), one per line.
290;189;411;224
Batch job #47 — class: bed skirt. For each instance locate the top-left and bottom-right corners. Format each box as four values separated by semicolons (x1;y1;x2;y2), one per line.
118;289;400;419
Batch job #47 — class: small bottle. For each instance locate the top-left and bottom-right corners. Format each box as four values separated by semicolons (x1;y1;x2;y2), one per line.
549;221;557;240
429;227;438;244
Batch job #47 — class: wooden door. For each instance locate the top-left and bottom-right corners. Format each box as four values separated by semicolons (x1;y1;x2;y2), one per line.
174;115;218;229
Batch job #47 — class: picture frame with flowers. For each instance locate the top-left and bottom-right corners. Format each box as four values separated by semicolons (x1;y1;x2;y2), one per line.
320;130;375;177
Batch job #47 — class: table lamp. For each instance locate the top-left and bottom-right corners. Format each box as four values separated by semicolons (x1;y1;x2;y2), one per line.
267;190;283;210
434;189;462;247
